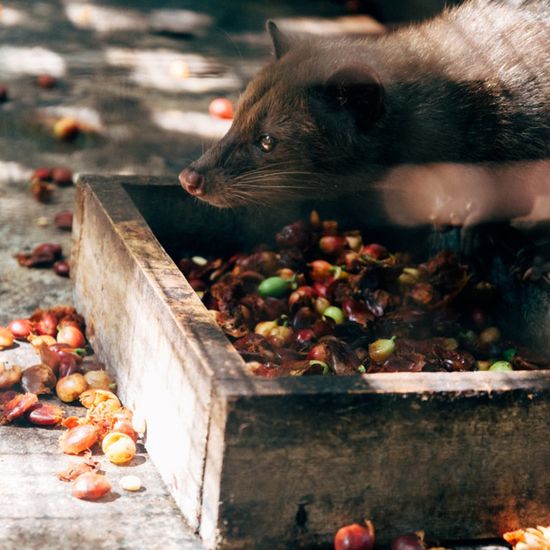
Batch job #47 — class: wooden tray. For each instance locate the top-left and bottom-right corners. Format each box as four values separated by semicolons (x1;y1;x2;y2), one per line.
72;175;550;549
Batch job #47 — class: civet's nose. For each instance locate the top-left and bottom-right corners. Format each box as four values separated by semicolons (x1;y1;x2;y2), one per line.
179;168;205;196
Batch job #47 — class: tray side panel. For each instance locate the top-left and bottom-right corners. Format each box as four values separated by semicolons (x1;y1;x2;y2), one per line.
214;390;550;548
72;181;215;531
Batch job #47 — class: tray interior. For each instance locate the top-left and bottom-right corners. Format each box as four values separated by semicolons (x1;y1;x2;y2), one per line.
123;181;550;356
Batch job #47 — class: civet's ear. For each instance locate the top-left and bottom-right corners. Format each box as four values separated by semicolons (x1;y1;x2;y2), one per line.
266;20;292;59
323;64;385;132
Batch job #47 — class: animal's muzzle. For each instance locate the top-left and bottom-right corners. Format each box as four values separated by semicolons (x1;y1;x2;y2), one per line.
179;168;205;197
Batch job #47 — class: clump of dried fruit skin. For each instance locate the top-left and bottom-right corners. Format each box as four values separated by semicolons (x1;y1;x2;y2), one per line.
1;393;39;423
102;431;137;464
58;457;99;482
504;526;550;550
60;424;99;455
71;472;111;501
79;389;120;410
26;402;64;426
0;328;15;350
0;363;22;389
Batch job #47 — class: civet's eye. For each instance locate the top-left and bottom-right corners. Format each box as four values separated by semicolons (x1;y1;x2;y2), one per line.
258;134;276;153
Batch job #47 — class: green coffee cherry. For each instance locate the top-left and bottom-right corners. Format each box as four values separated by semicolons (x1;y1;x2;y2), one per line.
489;361;513;372
323;306;345;325
369;337;396;363
258;276;290;298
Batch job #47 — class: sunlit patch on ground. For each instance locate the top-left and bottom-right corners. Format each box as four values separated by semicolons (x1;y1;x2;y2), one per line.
105;48;241;93
0;46;66;77
64;3;147;33
37;105;104;133
148;9;212;36
0;4;25;26
0;160;32;184
64;2;211;36
152;110;231;139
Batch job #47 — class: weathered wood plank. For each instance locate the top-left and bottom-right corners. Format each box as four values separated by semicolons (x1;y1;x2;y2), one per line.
73;175;550;549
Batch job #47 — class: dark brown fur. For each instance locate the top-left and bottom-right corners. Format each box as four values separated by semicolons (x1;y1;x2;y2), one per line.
180;0;549;211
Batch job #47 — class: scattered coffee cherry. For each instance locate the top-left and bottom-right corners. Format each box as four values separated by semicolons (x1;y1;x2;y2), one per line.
102;431;137;464
391;532;426;550
32;167;53;180
258;276;292;298
1;393;39;423
0;85;8;102
54;210;73;230
72;472;111;500
0;363;21;389
51;167;73;186
361;243;388;260
323;306;345;325
56;373;88;402
57;326;85;348
31;179;55;203
480;326;501;345
84;369;113;391
369;337;396;363
0;328;15;350
53;117;80;140
111;417;138;442
334;519;375;550
26;402;64;426
36;73;56;89
36;311;58;336
208;97;234;119
16;243;62;268
489;360;513;372
54;260;71;278
120;475;142;492
319;235;348;256
21;364;56;394
60;424;99;454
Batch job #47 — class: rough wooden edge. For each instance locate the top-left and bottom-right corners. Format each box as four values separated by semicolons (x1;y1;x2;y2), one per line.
75;175;550;398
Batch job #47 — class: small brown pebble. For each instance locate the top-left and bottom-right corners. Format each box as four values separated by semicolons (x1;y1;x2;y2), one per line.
54;210;73;230
36;216;50;227
36;74;56;89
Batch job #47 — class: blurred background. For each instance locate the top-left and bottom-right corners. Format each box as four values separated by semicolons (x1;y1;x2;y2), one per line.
0;0;457;182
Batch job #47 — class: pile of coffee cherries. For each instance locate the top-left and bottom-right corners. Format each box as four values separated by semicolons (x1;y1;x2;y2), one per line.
0;306;144;500
177;213;550;377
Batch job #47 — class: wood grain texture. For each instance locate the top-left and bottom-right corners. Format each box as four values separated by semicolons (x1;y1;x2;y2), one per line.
72;175;550;549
